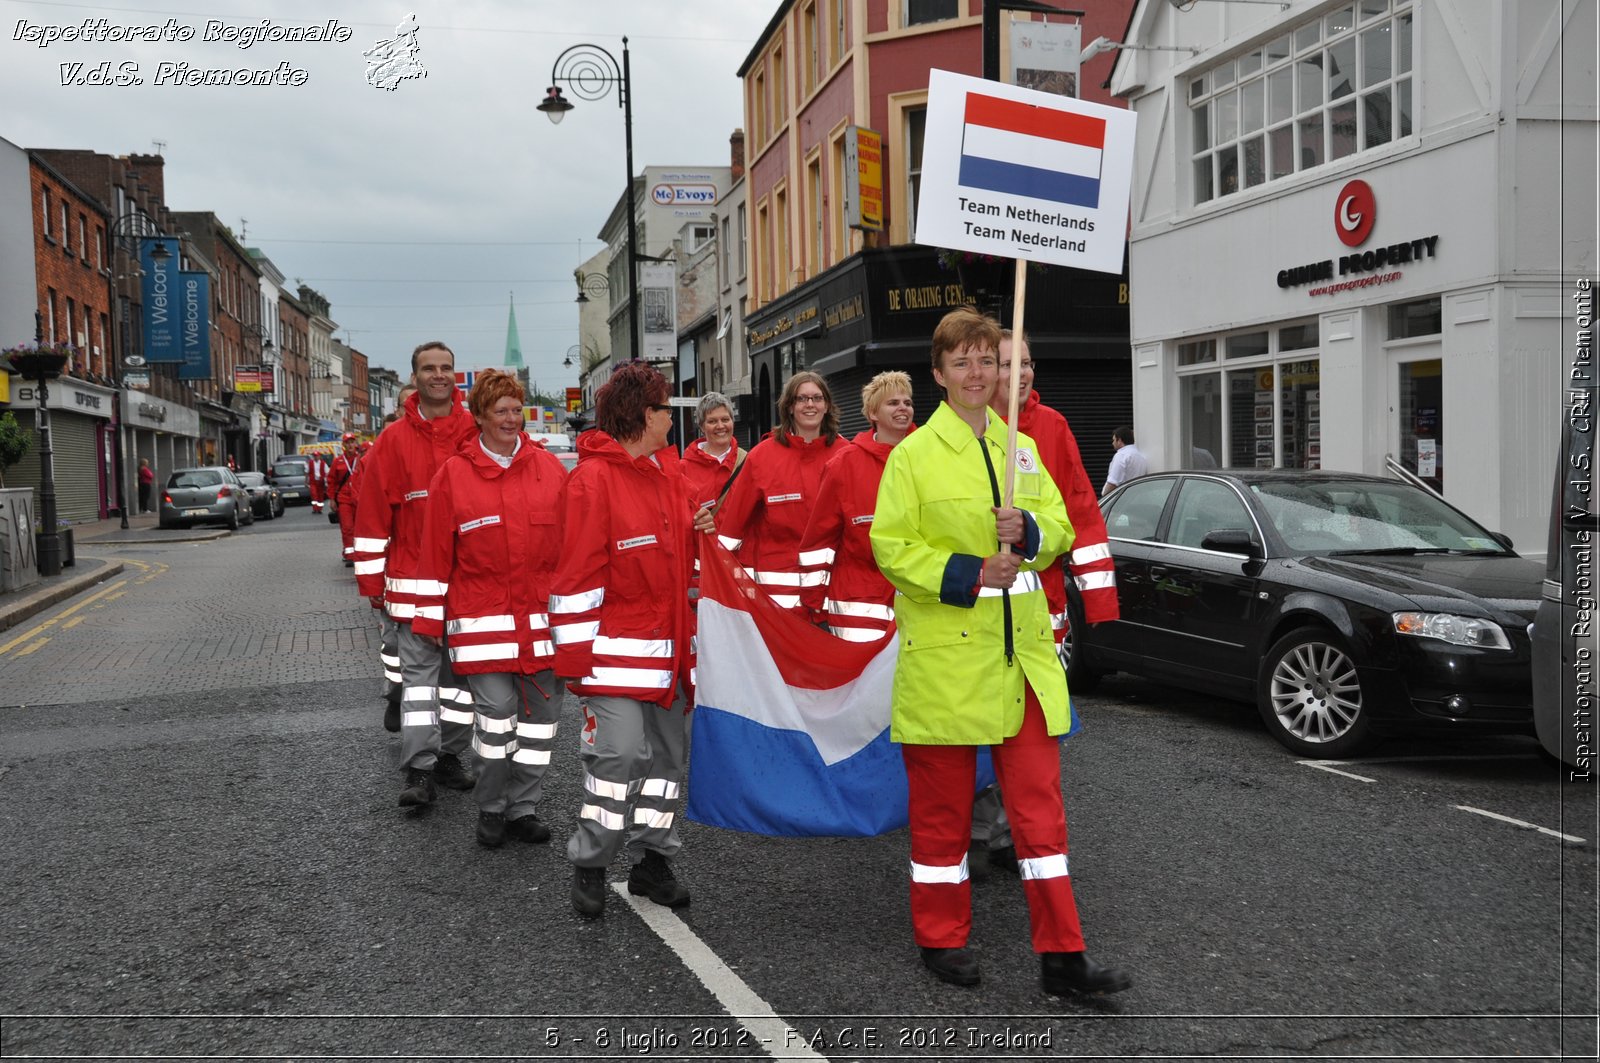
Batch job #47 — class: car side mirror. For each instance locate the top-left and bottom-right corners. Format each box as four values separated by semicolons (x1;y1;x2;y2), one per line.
1490;531;1514;551
1200;528;1261;557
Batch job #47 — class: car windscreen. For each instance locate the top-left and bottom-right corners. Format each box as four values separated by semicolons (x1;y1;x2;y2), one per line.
168;470;222;488
238;473;266;486
1250;480;1509;554
272;463;306;477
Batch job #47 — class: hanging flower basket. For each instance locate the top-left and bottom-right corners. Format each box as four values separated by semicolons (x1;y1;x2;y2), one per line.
1;341;77;381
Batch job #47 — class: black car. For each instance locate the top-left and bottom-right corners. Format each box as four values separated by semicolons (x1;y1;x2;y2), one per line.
269;457;313;505
236;471;284;520
1072;470;1543;757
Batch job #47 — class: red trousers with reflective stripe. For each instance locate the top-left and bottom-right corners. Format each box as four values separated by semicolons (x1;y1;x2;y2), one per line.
901;687;1086;953
339;502;358;559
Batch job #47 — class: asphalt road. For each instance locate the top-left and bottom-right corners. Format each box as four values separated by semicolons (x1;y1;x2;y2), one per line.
1;506;1594;1062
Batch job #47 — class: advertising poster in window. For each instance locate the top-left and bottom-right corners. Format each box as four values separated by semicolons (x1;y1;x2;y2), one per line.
639;261;678;364
844;126;884;231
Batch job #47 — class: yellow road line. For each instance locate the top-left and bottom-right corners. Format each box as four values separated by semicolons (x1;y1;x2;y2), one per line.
0;578;129;656
14;638;49;657
62;616;85;629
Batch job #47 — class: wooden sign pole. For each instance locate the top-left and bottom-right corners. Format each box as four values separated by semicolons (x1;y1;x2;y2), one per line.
1002;256;1027;508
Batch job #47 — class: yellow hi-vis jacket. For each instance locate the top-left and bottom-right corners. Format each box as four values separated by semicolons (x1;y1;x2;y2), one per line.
871;401;1075;745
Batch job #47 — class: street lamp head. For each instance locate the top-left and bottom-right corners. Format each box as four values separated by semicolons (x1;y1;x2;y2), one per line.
575;289;589;304
149;240;172;261
538;85;574;123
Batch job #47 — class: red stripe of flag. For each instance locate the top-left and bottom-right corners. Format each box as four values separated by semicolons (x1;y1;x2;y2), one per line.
964;91;1105;150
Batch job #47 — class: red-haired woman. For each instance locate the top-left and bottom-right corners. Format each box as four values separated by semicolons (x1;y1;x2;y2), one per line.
413;369;568;849
550;361;697;918
798;371;915;640
714;371;850;612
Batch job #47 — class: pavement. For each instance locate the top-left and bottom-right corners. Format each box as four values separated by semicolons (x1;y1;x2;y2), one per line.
0;511;229;634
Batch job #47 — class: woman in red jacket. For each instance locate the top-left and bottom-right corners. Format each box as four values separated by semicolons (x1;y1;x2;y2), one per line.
413;370;568;849
714;371;850;611
680;391;746;509
550;362;698;919
797;371;915;639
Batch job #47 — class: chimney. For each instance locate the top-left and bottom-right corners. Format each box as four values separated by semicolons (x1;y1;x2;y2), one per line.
729;129;745;181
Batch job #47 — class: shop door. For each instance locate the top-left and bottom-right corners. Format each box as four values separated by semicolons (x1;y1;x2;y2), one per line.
1389;350;1443;493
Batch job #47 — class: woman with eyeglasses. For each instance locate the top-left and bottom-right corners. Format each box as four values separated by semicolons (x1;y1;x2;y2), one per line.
797;371;916;640
714;371;851;613
549;362;698;919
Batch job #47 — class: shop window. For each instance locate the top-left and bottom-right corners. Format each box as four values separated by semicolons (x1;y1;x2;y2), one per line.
1279;321;1319;350
906;0;959;26
1387;296;1441;339
1229;368;1269;466
1225;332;1269;359
1190;1;1412;204
1178;338;1216;366
1397;359;1443;491
1180;373;1222;468
1278;359;1321;469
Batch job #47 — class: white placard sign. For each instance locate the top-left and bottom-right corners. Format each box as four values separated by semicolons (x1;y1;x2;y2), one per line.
915;68;1136;275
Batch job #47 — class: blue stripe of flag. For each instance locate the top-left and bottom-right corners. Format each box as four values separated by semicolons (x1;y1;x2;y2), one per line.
959;153;1101;209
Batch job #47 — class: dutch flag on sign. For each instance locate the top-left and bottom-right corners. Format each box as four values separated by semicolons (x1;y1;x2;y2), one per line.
958;90;1106;209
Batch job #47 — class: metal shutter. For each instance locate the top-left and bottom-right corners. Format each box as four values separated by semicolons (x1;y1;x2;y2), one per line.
47;413;102;524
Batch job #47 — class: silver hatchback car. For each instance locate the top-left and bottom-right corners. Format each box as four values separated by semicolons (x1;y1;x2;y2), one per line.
158;466;254;530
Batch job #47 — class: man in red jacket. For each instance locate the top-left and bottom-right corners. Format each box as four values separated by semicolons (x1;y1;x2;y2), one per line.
351;341;481;805
972;329;1122;876
327;432;363;566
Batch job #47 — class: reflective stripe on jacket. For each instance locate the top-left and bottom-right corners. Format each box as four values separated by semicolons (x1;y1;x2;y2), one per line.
550;429;697;707
714;430;849;610
412;438;567;675
351;391;477;620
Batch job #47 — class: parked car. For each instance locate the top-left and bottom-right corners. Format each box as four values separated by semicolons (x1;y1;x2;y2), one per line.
269;456;314;505
1072;470;1543;758
1533;375;1596;772
159;467;255;531
236;470;284;520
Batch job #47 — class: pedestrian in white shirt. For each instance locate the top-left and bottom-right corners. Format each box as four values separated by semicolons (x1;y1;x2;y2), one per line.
1102;425;1149;497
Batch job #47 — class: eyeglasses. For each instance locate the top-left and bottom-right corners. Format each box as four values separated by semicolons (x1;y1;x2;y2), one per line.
793;395;827;405
649;403;673;412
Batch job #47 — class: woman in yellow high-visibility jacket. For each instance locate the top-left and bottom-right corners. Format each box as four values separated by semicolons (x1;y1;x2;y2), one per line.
870;307;1131;999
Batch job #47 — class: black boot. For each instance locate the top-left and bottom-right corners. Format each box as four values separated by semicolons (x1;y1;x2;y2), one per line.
476;810;505;848
572;866;607;917
920;946;981;986
989;844;1020;875
432;752;477;791
1041;951;1132;996
505;815;551;844
967;842;991;882
397;767;437;807
382;696;401;734
627;850;691;908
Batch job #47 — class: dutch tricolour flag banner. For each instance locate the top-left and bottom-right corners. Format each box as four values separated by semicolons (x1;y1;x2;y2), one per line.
687;538;911;837
959;90;1106;210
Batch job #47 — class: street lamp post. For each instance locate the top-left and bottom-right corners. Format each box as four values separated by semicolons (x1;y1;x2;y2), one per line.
241;322;276;469
11;314;71;576
539;38;641;362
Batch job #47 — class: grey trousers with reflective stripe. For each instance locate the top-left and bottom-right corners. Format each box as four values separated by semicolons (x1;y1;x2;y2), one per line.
971;784;1014;849
566;692;687;869
397;622;474;772
466;669;560;818
380;612;401;702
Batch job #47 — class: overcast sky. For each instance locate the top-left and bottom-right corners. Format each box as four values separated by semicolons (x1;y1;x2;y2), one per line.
1;0;772;387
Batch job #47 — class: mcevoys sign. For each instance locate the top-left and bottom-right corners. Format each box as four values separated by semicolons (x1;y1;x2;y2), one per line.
1276;179;1440;296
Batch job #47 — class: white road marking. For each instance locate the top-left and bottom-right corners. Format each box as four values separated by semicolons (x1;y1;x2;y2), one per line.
1299;761;1377;783
1453;805;1586;843
614;884;826;1061
1338;753;1541;764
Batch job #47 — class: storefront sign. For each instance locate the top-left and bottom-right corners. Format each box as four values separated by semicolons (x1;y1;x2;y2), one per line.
123;391;200;435
123;370;151;389
746;300;821;354
1275;181;1440;295
886;283;968;313
1007;16;1082;99
844;127;883;231
234;364;267;393
916;69;1137;275
12;377;115;414
823;293;865;329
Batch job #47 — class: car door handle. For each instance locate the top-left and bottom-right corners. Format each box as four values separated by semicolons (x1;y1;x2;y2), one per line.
1149;566;1169;580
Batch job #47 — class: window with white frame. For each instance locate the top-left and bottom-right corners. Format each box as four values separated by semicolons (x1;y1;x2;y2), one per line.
906;106;927;236
1190;1;1412;204
1176;320;1322;470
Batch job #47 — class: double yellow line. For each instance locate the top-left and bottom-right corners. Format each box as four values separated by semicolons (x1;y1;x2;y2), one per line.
0;557;168;658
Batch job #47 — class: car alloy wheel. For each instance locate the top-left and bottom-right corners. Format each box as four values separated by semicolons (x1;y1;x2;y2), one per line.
1061;597;1103;693
1257;627;1372;758
227;505;239;531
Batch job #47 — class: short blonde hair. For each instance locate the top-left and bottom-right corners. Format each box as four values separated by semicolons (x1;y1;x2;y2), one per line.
861;371;912;422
